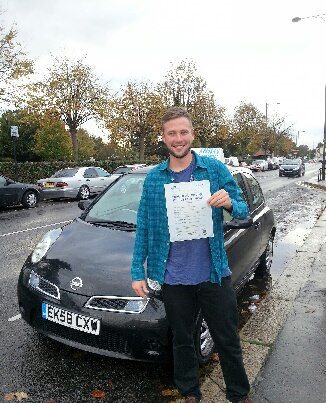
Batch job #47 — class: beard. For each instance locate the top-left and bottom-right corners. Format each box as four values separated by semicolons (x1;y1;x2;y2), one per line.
166;144;192;159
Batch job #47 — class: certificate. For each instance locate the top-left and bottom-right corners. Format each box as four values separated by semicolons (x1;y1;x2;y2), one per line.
164;180;213;242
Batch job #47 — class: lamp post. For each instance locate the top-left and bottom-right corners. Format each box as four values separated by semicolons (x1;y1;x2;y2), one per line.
292;14;326;180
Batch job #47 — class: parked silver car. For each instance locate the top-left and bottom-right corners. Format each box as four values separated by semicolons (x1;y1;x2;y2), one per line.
37;167;112;200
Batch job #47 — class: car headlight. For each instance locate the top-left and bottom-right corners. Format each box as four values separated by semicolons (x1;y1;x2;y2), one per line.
124;299;148;313
31;228;62;263
279;166;284;170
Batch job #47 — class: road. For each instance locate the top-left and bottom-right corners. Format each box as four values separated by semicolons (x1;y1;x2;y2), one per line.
0;163;324;402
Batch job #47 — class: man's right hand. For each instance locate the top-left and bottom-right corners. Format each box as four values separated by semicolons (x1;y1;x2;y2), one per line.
132;280;149;298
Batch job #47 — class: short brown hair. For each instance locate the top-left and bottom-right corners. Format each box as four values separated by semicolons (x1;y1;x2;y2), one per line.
161;107;193;129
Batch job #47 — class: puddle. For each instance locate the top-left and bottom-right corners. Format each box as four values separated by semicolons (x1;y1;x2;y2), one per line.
271;217;316;280
237;214;318;328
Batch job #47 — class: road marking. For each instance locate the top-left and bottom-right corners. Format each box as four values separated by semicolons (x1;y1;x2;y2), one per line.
0;220;72;238
8;314;21;322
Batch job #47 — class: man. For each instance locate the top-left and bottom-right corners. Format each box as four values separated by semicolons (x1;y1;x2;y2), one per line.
131;107;251;403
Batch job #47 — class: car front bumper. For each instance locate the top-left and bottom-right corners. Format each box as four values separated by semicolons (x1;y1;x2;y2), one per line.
17;271;171;362
279;170;300;176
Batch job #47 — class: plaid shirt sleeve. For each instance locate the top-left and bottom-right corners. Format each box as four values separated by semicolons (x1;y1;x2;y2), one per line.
130;176;149;281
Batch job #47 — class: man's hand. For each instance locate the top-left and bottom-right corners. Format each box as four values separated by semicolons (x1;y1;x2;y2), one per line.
132;280;149;298
208;189;232;210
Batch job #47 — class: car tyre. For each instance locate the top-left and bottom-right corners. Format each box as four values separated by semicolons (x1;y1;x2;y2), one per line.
195;313;215;365
255;233;274;278
77;185;90;200
22;190;38;208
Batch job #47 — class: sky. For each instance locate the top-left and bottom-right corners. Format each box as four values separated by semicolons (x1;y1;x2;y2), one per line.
1;0;325;149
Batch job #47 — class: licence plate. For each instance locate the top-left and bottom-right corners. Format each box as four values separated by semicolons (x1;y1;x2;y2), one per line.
42;303;100;335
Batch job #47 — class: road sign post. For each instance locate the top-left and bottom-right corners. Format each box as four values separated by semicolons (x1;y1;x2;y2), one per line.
10;126;19;163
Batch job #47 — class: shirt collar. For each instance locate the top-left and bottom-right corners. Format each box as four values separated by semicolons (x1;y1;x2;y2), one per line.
158;151;207;171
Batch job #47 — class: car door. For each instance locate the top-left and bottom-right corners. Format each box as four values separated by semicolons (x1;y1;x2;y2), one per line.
242;171;266;265
0;175;7;206
83;168;99;193
94;167;111;192
0;176;20;207
223;172;255;288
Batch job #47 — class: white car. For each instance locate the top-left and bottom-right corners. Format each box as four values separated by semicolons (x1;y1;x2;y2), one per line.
37;166;112;200
250;159;268;172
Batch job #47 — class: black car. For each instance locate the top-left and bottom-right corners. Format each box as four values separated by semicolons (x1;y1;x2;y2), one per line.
279;158;305;177
17;166;275;363
0;175;43;209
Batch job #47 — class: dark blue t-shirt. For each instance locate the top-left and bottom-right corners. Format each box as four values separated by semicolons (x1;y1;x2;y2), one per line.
164;156;231;285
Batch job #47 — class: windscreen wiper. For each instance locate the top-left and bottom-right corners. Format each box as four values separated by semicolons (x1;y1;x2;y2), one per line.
87;220;136;230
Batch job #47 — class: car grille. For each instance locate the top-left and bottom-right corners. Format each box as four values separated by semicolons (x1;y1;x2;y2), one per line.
32;313;132;356
87;297;128;311
85;296;149;313
29;271;60;300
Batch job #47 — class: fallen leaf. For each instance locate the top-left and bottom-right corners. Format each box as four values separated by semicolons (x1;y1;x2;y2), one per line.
4;392;28;401
161;388;179;397
211;352;219;362
107;380;113;389
91;390;106;399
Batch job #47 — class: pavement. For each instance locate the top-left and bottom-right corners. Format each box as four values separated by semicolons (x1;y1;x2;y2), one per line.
176;177;326;403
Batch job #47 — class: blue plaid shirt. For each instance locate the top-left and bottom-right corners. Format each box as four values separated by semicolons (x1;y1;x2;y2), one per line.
131;152;249;285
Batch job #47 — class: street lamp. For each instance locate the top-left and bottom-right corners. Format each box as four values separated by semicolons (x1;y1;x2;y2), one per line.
292;14;326;180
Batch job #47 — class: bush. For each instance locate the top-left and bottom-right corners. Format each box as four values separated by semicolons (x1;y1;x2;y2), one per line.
0;157;161;183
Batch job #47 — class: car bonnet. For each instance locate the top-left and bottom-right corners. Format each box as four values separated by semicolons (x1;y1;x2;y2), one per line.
35;219;136;297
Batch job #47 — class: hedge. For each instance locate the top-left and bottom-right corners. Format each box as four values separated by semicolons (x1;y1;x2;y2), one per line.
0;157;161;184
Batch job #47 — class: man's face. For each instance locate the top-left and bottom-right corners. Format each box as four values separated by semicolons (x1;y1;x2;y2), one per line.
162;117;195;159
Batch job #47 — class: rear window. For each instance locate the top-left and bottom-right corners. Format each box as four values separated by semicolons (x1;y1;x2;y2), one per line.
52;168;79;178
282;159;300;165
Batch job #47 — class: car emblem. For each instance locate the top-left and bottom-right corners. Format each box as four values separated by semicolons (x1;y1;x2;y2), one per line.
70;277;83;290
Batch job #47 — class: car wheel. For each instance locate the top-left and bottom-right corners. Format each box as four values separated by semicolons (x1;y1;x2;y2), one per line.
255;233;274;278
195;313;215;365
22;190;38;208
77;185;90;200
279;172;282;177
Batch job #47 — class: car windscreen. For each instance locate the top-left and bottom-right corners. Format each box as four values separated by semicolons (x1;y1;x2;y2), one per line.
84;174;145;225
282;159;300;165
52;168;79;178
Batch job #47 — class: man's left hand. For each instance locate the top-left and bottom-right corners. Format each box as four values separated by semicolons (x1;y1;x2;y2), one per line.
207;189;232;210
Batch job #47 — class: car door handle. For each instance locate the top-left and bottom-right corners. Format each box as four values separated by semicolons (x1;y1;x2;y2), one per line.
254;222;261;230
86;179;90;181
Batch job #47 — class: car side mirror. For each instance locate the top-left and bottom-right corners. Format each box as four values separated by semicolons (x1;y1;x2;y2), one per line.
223;216;253;230
6;178;15;185
78;200;91;210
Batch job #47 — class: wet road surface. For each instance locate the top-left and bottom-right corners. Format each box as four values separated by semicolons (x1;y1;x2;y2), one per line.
1;164;325;402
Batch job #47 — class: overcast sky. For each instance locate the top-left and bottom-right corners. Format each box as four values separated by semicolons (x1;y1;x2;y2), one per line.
1;0;325;148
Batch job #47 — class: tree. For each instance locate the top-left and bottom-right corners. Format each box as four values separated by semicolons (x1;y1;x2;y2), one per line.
231;102;266;157
0;22;33;100
76;128;95;160
0;109;39;161
33;115;72;161
104;81;165;161
158;60;226;148
26;57;110;161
